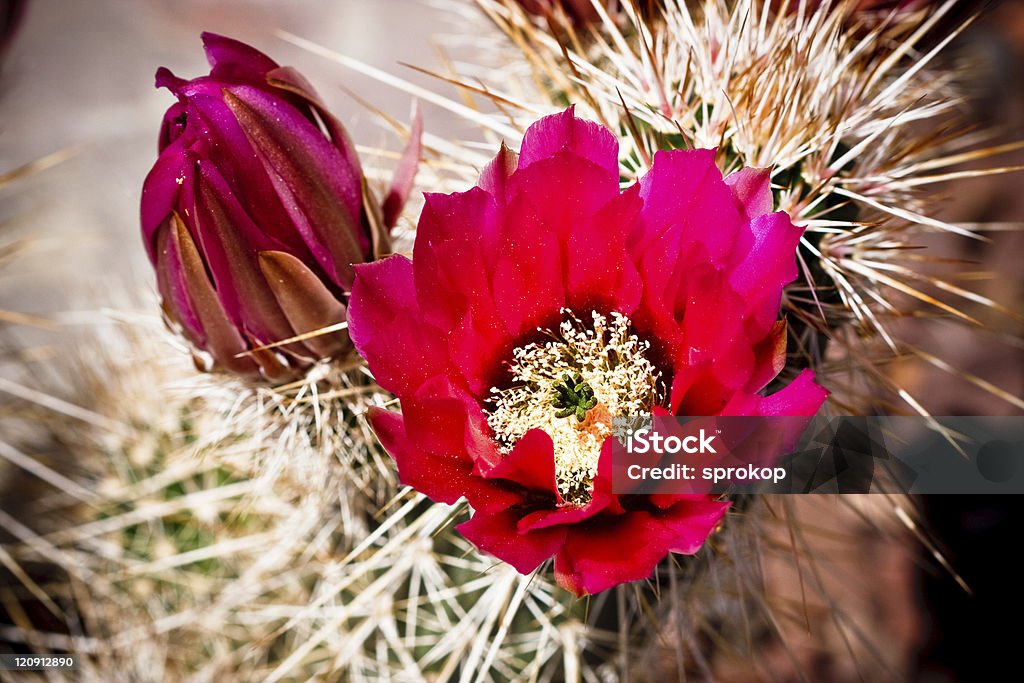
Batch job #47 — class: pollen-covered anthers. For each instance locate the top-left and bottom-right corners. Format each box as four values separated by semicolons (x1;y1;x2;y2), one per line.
487;310;662;505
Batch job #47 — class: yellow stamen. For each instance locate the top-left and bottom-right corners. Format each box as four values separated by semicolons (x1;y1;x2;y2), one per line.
488;310;662;505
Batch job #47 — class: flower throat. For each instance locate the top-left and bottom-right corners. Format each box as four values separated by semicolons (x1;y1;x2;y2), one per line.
487;310;662;506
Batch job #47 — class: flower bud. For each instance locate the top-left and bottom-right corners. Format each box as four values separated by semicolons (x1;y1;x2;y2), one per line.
141;33;420;382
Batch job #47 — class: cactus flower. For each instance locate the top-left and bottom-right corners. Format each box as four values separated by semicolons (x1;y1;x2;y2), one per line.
349;109;828;595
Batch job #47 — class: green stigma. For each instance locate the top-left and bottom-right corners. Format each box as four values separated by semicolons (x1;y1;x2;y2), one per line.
551;372;598;422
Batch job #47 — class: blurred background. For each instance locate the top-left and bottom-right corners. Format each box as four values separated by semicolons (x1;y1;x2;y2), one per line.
1;1;1022;681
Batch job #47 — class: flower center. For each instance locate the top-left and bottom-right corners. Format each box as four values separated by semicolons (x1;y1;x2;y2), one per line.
487;310;662;506
551;372;598;422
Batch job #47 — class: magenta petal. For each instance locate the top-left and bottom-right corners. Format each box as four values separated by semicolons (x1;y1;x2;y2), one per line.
140;143;189;262
510;152;620;241
414;188;504;332
520;439;622;533
480;429;558;495
201;32;280;84
370;407;476;506
631;223;696;360
728;211;805;329
516;494;610;532
518;107;619;178
746;319;788;392
667;367;700;415
478;142;519;205
447;309;513;399
182;94;313;260
370;407;517;513
680;269;755;390
658;498;731;554
458;509;567;576
717;391;765;416
553;512;673;596
492;194;564;336
756;369;829;416
154;218;204;345
191;161;296;347
637;149;742;264
224;85;365;287
349;256;454;396
158;101;189;151
588;439;625;512
154;66;188;94
265;65;359;158
725;167;774;220
162;217;260;377
647;492;715;510
566;184;644;314
404;375;501;467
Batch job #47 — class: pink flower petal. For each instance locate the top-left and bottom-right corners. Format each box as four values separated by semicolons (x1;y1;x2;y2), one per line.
566;184;644;315
479;428;558;495
636;149;743;264
729;210;806;330
510;152;620;237
349;256;454;396
414;188;504;332
447;309;514;399
140;141;190;263
224;84;366;288
725;166;774;220
516;439;620;532
658;498;731;554
404;375;500;465
201;32;280;83
382;100;423;231
756;369;829;416
553;512;673;596
191;161;298;348
369;407;516;512
492;194;564;336
746;319;788;392
518;106;619;178
459;508;568;576
479;142;519;205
